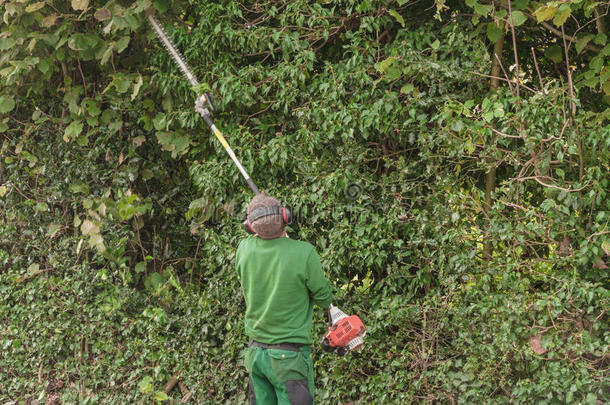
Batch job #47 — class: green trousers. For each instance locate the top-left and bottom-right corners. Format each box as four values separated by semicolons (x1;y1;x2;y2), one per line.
245;345;315;405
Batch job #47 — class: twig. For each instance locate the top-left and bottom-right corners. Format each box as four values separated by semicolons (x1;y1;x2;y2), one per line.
242;103;272;126
470;71;536;94
522;10;602;53
561;25;576;116
586;230;610;241
494;53;514;95
77;59;87;98
491;127;524;139
516;176;589;192
191;236;202;284
164;375;179;394
531;47;545;94
508;1;520;97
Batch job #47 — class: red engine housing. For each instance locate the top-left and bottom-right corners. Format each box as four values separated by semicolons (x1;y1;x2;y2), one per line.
323;315;365;349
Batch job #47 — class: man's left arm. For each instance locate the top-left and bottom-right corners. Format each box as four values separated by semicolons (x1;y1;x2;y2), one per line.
305;248;332;308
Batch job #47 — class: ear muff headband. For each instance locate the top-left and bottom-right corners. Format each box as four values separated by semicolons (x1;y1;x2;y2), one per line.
242;205;292;234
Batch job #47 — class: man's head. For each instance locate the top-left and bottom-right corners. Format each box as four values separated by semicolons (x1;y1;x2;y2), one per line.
246;194;286;239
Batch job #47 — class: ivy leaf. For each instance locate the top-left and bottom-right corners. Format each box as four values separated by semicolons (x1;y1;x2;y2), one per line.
133;136;146;147
388;10;405;28
153;0;171;13
71;0;90;11
109;77;131;94
68;34;99;51
69;183;90;194
0;96;15;113
430;39;440;50
35;202;49;212
0;38;16;51
135;262;147;273
172;135;189;154
47;224;62;238
375;57;395;74
400;84;414;94
64;120;84;142
154;391;169;402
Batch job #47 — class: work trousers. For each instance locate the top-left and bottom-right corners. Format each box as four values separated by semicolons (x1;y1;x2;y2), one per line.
245;343;315;405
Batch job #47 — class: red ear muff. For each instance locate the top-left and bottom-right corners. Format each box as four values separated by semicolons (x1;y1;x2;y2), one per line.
243;218;256;234
282;207;293;225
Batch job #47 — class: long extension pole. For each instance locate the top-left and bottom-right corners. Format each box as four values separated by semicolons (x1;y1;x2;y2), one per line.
147;13;260;195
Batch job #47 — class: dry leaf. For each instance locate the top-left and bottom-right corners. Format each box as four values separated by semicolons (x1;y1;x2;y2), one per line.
94;8;111;21
530;334;547;355
558;235;572;256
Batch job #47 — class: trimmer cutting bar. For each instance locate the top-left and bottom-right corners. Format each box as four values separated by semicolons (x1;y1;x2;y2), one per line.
147;14;199;87
147;12;260;195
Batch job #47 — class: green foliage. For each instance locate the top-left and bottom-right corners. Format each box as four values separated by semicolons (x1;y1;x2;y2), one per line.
1;0;608;403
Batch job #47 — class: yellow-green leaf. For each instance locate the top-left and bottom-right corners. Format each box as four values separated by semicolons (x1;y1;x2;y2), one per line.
0;96;15;113
80;219;99;236
374;57;396;74
400;83;414;94
534;6;557;23
64;120;83;142
131;74;143;101
553;9;571;27
603;79;610;96
388;10;405;28
47;223;62;238
25;2;46;13
41;14;59;27
71;0;89;11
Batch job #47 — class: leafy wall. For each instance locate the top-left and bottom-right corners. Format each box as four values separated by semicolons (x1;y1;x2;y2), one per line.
0;0;608;403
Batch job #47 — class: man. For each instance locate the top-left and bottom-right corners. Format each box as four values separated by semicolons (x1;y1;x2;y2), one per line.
236;193;333;405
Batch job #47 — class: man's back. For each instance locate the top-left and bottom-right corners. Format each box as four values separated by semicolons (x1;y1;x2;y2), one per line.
236;236;332;345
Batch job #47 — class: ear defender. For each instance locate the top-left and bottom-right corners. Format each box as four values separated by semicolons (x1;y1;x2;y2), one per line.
243;205;292;234
243;218;256;234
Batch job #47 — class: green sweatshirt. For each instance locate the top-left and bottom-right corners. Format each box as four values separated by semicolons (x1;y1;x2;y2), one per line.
235;236;332;345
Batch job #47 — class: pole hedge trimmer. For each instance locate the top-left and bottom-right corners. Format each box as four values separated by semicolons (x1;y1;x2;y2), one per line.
147;12;365;355
146;12;260;195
